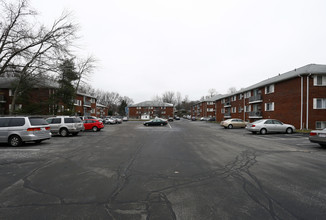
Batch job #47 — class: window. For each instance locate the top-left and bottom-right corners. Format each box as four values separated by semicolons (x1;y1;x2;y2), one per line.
91;109;95;114
136;106;141;110
316;121;326;129
231;95;237;102
9;104;22;111
239;107;243;113
8;118;25;127
29;118;48;125
231;107;236;113
265;84;275;94
207;102;214;105
265;102;274;111
207;108;214;112
245;105;251;112
244;91;251;98
239;94;243;100
313;98;326;109
161;111;166;114
221;108;225;114
314;75;326;86
64;118;74;123
0;118;10;127
91;98;96;103
221;99;225;104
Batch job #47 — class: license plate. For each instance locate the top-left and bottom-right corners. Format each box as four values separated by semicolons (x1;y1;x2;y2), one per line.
41;128;45;131
319;134;326;137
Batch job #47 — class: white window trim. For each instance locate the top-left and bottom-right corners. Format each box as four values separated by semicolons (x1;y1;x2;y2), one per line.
313;75;326;86
316;121;326;129
265;84;275;94
221;108;225;114
313;98;326;109
265;102;275;111
231;107;237;113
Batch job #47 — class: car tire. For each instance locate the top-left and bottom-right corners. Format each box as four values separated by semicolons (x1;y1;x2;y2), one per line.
9;135;22;147
72;132;79;136
286;128;293;134
92;126;98;132
228;124;233;129
60;128;69;137
260;128;267;135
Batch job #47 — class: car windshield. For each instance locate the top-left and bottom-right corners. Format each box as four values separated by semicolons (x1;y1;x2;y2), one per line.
29;117;48;125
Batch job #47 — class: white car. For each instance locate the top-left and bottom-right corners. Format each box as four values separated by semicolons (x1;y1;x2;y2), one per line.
246;119;295;135
309;128;326;147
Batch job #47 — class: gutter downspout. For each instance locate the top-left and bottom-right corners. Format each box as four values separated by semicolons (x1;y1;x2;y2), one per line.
306;74;311;129
298;75;303;129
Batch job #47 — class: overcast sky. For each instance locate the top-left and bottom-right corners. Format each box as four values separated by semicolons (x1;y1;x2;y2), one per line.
30;0;326;103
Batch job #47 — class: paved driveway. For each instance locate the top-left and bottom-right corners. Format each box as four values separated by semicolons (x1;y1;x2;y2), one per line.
0;120;325;219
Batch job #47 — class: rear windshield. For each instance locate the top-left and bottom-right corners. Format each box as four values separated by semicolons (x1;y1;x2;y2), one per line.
29;117;48;126
64;118;82;123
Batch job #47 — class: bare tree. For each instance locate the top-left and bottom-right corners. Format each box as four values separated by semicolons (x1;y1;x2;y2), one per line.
208;88;217;98
0;1;78;114
227;87;237;94
162;91;175;104
75;55;97;93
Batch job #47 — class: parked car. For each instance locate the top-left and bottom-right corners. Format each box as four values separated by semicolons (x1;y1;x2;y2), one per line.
174;116;180;120
191;116;196;121
200;117;208;121
221;118;247;129
309;128;326;147
143;118;168;126
207;117;216;122
168;117;174;122
0;117;51;147
83;119;104;131
122;116;128;121
246;119;295;134
46;116;84;137
112;117;122;124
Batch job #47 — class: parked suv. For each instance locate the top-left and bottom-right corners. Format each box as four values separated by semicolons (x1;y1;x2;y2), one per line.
0;117;51;147
46;116;84;137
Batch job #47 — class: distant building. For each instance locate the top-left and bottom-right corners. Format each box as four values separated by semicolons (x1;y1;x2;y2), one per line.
128;101;174;119
0;77;99;116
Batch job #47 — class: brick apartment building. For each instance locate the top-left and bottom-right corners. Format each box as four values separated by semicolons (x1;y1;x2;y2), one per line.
128;101;174;119
191;95;222;118
192;64;326;130
74;92;97;117
0;77;99;116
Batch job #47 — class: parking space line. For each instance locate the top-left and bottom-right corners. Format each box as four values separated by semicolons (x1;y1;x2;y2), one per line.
0;149;40;151
168;123;172;129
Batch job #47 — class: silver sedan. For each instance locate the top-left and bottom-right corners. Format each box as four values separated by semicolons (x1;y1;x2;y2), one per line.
309;128;326;147
246;119;295;135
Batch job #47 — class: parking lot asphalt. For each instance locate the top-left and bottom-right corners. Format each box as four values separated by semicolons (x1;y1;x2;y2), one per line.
0;119;325;220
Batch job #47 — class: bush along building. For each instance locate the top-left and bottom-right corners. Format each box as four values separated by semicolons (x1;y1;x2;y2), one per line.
128;101;174;119
192;64;326;130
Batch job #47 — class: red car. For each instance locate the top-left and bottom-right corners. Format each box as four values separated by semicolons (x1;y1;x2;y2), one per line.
83;119;104;132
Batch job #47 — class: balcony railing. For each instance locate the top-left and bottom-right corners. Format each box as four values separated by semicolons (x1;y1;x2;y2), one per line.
249;94;262;103
224;102;231;107
249;111;263;118
84;101;91;107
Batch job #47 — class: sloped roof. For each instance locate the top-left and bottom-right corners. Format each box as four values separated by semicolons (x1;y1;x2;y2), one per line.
128;101;173;107
216;63;326;100
0;77;59;89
